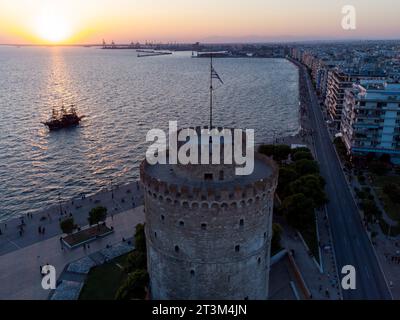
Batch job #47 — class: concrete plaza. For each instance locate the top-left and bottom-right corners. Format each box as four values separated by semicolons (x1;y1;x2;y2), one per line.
0;206;145;300
0;182;145;300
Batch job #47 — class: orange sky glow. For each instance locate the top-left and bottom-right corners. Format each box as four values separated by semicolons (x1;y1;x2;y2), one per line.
0;0;399;44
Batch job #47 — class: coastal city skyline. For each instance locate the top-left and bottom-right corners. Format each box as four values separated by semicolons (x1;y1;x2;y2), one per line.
1;0;400;310
0;0;400;45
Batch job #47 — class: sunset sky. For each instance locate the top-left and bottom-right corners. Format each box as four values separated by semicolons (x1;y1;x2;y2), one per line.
0;0;399;44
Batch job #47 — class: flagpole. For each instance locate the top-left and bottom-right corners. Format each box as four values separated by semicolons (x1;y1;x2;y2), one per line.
210;54;213;129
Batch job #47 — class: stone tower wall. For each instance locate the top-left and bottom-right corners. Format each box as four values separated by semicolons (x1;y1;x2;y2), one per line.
140;153;278;300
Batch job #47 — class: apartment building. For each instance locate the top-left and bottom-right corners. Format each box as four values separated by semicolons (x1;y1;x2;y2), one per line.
325;68;354;129
341;81;400;163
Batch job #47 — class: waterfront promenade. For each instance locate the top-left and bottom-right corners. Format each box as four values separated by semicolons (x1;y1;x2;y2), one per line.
0;182;143;256
0;182;145;299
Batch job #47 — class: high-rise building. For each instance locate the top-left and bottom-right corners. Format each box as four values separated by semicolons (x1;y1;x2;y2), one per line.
325;68;354;129
140;127;278;299
341;81;400;163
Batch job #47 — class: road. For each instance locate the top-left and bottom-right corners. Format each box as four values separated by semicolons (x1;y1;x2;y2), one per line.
296;61;392;299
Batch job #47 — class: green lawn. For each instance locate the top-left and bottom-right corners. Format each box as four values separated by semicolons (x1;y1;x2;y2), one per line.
370;174;400;222
79;253;130;300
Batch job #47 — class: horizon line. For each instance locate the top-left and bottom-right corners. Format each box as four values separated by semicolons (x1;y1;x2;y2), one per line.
1;38;400;47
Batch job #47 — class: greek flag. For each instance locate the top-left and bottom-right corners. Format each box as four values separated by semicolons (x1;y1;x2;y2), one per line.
211;66;224;84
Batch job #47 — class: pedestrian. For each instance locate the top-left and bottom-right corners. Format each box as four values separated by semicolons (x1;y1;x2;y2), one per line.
42;227;45;234
38;226;42;234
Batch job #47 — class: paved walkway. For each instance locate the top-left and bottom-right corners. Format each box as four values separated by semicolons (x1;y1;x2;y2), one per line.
0;182;143;256
280;222;340;300
0;206;145;300
373;234;400;299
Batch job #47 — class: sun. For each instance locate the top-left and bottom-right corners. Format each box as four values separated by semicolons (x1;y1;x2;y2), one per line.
35;9;72;43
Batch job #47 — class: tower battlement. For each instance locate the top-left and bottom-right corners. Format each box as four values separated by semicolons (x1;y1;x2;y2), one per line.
140;128;278;300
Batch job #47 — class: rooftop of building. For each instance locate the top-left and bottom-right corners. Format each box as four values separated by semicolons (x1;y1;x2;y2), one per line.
143;153;274;190
141;126;278;191
352;81;400;101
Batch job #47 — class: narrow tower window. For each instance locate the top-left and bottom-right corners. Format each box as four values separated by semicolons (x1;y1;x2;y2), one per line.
235;245;240;252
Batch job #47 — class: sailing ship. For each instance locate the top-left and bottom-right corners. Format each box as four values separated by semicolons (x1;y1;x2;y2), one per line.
43;105;85;131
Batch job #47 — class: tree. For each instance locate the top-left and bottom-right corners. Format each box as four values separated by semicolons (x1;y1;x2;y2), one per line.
258;144;291;162
380;153;391;164
383;183;400;204
60;217;75;234
277;167;298;196
273;145;292;162
88;206;107;226
258;144;275;157
125;251;147;273
292;151;314;161
362;200;381;223
366;152;376;163
115;270;149;300
288;175;328;207
369;161;388;175
134;223;146;253
271;223;283;254
291;147;311;156
294;159;320;176
281;193;315;230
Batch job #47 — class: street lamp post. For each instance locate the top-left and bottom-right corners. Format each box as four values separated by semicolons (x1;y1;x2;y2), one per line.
110;178;114;200
58;192;62;216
